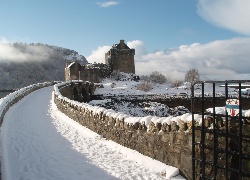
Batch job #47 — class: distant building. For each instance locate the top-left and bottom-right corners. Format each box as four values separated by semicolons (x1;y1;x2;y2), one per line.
65;40;135;82
65;62;110;82
105;39;135;74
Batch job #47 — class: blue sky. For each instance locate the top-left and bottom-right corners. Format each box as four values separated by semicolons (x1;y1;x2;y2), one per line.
1;0;250;80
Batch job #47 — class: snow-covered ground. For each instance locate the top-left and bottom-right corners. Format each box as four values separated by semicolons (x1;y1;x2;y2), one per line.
94;79;190;96
0;86;184;180
94;79;242;98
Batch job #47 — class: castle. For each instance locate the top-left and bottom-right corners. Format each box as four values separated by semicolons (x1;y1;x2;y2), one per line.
105;39;135;74
65;40;135;82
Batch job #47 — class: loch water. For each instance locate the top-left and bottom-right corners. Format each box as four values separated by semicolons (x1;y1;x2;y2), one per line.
0;91;14;99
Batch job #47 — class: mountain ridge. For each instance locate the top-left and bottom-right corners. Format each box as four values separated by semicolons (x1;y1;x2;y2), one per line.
0;43;88;90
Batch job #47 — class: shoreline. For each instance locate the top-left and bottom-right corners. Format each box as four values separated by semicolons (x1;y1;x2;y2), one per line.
0;90;15;92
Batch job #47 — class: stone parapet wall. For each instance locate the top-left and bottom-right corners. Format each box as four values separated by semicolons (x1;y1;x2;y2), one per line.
0;82;53;124
54;82;250;179
54;94;193;178
54;82;195;179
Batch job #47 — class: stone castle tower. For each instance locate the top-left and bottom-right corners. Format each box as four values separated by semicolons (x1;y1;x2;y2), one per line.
105;40;135;74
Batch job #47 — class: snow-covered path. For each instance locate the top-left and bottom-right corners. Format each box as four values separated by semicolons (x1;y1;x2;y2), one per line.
1;86;184;180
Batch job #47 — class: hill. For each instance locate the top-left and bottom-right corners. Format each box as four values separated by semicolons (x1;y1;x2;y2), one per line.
0;43;88;90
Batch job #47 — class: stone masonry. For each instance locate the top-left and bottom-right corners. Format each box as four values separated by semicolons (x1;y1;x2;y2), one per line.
54;83;250;179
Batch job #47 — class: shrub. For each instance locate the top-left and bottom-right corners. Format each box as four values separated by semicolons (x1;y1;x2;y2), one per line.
136;81;153;92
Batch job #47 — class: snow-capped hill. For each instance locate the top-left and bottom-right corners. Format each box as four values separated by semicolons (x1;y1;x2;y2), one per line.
0;43;88;90
48;44;87;64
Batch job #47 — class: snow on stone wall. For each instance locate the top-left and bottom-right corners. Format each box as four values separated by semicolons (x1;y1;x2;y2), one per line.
53;82;250;179
53;82;199;179
54;82;201;130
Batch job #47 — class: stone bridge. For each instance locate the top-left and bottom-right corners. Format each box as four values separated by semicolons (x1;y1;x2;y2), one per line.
58;81;95;103
1;81;249;179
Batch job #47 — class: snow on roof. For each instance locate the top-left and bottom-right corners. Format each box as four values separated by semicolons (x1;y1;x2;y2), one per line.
68;61;76;68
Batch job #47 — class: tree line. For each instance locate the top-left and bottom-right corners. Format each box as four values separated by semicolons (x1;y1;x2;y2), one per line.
137;69;200;91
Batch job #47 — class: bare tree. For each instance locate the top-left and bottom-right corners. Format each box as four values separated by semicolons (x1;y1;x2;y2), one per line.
149;71;167;84
184;69;200;84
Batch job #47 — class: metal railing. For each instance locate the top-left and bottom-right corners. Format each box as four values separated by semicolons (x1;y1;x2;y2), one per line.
192;80;250;180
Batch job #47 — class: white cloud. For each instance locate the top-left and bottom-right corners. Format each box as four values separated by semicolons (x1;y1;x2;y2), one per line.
0;43;51;62
86;46;111;64
86;38;250;81
0;37;10;43
136;38;250;80
97;1;120;8
127;40;147;58
86;40;145;64
197;0;250;35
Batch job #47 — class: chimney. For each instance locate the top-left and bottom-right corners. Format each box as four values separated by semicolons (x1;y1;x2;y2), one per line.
120;39;125;44
120;39;125;48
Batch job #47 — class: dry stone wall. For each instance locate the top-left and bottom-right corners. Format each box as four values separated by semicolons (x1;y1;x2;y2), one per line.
54;82;250;180
54;83;194;179
54;95;193;178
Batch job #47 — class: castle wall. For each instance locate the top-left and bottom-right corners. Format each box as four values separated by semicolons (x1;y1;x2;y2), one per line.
65;62;82;81
58;81;95;102
111;50;135;74
105;50;135;74
65;63;111;83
